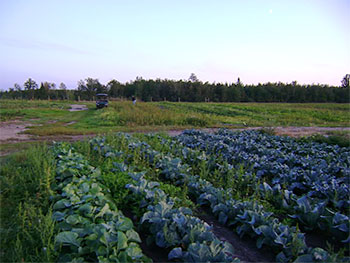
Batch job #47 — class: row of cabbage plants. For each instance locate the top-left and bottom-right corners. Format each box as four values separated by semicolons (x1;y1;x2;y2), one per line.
140;132;350;244
51;142;150;262
175;130;349;208
90;134;346;262
130;136;347;262
90;137;239;262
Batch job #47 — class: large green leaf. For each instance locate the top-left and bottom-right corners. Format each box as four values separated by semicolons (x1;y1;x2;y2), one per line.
97;245;107;256
52;211;66;222
116;217;133;231
53;199;71;210
126;229;141;243
117;231;128;251
100;232;118;247
55;231;80;247
95;203;110;218
66;214;83;225
78;203;93;215
117;251;129;262
126;243;143;259
90;183;102;195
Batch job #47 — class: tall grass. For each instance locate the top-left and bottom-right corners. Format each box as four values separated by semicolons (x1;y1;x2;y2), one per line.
157;102;350;127
0;145;57;262
97;101;213;127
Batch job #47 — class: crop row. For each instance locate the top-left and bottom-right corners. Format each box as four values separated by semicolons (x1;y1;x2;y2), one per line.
90;134;346;262
90;137;240;262
51;143;150;262
141;132;350;244
175;129;350;211
138;132;350;243
129;132;350;245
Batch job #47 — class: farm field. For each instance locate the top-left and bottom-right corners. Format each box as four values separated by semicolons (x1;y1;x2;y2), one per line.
1;100;350;128
0;100;349;138
1;129;349;262
1;100;350;155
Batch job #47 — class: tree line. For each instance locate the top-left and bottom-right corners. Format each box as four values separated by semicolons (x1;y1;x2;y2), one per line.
1;74;349;103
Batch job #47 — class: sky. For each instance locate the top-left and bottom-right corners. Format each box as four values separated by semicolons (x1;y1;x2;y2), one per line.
0;0;349;90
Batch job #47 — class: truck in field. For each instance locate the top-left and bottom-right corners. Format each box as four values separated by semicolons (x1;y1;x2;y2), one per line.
96;93;108;109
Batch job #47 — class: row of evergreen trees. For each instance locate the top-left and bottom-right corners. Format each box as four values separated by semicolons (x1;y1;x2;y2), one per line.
1;75;349;103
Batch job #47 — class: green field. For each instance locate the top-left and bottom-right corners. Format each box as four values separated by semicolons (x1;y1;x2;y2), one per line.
1;100;349;136
1;100;349;262
1;100;349;155
1;130;349;262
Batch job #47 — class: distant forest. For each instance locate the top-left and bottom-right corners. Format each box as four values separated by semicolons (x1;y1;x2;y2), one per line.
1;74;349;103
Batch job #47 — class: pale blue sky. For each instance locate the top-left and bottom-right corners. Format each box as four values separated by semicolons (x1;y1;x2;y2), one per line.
0;0;349;90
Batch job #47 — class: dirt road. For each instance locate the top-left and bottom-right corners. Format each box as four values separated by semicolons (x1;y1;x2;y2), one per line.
1;122;349;143
68;104;88;111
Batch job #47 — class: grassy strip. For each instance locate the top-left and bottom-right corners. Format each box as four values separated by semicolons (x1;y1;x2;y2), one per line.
298;131;350;148
157;102;350;127
0;144;57;262
0;141;44;157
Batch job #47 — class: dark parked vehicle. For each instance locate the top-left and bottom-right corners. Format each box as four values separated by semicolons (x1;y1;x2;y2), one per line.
96;93;108;109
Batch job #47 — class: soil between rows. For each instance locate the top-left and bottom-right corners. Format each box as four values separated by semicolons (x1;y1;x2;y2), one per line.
1;121;349;143
197;207;276;263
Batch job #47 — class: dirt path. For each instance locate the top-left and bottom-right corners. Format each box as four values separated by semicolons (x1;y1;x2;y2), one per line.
1;123;349;156
1;125;349;143
68;104;88;111
268;126;350;137
197;208;275;263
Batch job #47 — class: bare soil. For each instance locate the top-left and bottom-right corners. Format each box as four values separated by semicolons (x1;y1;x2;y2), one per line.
197;207;275;262
69;104;88;111
270;126;350;137
0;121;33;141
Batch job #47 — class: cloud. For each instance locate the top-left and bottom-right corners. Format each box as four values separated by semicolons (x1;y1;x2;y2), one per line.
0;37;91;55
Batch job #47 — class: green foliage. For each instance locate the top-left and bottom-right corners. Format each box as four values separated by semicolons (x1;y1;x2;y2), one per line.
126;172;237;262
0;109;26;121
300;133;350;148
158;182;196;210
97;102;213;127
2;127;349;262
2;77;350;102
158;102;350;127
0;145;57;262
51;143;150;262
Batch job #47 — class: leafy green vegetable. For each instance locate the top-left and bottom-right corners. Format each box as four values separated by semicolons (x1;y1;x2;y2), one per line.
55;231;80;247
